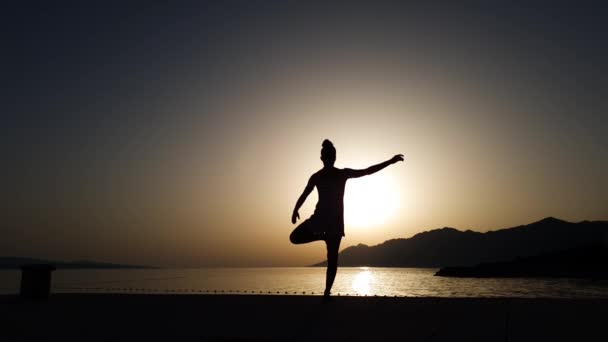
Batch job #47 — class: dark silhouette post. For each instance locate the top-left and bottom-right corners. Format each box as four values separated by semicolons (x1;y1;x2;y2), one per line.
20;264;56;300
290;139;404;301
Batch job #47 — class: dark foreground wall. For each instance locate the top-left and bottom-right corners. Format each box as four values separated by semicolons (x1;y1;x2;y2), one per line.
1;294;606;341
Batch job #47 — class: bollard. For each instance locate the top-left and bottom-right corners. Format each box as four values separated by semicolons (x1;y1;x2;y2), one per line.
20;264;56;300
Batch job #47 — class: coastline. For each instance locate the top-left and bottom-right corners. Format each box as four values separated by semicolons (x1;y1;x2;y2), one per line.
2;294;606;341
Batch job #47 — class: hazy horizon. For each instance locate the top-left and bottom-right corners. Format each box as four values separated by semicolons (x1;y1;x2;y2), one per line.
4;2;607;267
3;216;604;268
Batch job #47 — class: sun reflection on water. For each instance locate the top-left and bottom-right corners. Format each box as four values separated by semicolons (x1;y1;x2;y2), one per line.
352;267;373;295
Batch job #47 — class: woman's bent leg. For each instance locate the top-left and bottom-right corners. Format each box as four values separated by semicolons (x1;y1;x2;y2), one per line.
324;235;342;297
289;218;325;244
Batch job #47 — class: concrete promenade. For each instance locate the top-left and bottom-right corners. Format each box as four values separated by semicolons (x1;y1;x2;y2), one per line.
1;294;606;341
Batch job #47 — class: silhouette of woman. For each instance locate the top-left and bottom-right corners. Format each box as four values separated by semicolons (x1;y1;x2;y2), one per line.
290;139;404;300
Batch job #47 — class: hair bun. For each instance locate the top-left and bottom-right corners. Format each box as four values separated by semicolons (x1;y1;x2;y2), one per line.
322;139;334;148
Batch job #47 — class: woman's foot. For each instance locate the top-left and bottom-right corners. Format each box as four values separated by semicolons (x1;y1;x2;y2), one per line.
322;290;332;303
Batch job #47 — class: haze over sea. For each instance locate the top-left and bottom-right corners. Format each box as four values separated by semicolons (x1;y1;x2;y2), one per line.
2;268;606;298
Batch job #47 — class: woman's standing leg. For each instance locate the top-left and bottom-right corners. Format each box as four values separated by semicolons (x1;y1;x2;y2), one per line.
323;235;342;298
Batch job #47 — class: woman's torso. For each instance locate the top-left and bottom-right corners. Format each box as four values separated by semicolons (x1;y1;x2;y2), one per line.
313;167;348;235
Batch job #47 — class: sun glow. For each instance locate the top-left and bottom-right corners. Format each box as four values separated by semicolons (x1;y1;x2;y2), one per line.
352;267;373;295
344;174;400;228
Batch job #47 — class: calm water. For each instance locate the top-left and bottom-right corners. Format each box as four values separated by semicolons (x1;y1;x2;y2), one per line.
2;267;607;298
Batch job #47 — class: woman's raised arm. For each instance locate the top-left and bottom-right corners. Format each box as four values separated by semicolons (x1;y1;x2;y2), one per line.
344;154;404;178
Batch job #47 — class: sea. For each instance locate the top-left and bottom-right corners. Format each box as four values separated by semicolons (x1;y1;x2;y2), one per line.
2;267;607;298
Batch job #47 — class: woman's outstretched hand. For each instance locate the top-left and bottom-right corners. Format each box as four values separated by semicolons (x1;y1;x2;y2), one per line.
291;210;300;224
390;154;405;164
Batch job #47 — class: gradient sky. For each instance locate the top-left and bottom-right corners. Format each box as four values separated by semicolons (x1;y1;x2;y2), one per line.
4;2;607;267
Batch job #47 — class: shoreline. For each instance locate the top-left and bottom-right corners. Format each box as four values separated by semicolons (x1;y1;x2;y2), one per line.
2;294;606;341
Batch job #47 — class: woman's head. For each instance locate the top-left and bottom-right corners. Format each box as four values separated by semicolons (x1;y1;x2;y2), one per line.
321;139;336;167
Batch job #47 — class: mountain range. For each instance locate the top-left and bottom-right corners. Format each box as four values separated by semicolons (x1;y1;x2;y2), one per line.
435;243;608;278
313;217;608;267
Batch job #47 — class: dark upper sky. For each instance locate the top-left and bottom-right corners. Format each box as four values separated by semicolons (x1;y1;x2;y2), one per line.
3;1;607;266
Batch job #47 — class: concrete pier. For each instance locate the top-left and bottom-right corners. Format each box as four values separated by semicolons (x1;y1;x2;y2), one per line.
1;294;606;341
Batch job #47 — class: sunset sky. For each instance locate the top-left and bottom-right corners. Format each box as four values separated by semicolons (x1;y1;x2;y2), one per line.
4;2;607;267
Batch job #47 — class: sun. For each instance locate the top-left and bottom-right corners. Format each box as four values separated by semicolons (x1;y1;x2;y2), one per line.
344;174;400;228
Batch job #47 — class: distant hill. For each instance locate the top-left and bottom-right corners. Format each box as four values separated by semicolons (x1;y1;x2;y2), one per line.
0;257;154;269
435;243;608;278
313;217;608;267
